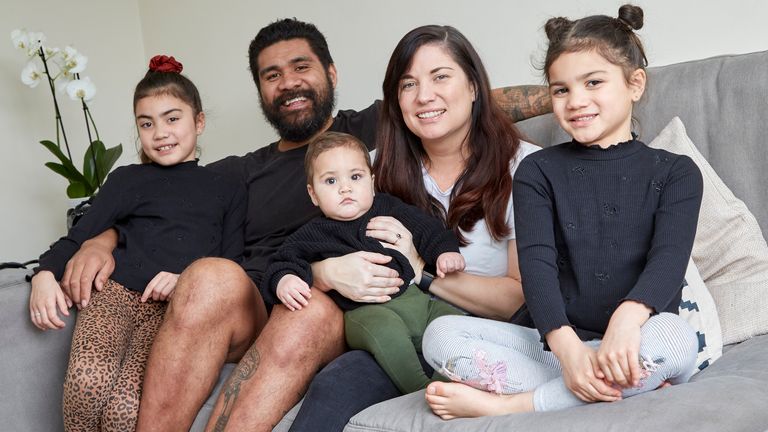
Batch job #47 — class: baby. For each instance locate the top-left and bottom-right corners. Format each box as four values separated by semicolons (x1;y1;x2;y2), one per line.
263;131;464;393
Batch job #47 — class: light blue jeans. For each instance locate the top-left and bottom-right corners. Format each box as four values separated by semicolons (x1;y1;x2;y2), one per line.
422;312;698;411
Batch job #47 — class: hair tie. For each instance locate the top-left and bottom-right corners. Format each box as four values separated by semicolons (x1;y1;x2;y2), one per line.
148;55;183;73
616;17;634;31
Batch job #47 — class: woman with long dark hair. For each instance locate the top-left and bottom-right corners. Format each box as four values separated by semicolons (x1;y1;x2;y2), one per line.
289;25;539;431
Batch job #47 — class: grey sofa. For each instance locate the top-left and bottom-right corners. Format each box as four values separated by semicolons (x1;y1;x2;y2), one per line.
2;50;767;432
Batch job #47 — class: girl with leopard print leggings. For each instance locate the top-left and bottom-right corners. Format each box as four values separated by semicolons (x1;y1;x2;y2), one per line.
29;55;246;431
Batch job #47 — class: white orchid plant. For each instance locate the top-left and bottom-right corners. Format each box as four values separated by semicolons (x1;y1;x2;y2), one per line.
12;29;122;198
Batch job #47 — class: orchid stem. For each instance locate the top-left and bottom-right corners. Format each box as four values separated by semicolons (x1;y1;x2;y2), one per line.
80;98;101;188
39;46;73;162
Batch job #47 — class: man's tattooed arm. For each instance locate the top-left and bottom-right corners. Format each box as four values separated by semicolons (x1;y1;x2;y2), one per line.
491;85;552;123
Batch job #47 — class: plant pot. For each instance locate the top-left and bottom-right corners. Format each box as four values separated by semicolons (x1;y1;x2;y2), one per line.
66;197;93;229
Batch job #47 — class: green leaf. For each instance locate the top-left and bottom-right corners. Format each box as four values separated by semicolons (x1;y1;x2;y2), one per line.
83;140;107;190
97;143;123;184
40;141;90;185
44;162;77;179
66;182;89;199
40;140;77;171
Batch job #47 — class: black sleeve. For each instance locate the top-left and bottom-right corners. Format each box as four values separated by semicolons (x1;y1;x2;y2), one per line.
261;227;315;306
623;155;703;312
513;157;572;340
35;166;135;280
332;101;381;150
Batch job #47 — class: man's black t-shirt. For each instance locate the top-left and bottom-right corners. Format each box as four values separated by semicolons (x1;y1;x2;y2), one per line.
209;102;380;290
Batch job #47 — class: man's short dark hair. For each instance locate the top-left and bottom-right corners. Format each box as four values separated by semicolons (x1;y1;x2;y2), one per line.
248;18;334;91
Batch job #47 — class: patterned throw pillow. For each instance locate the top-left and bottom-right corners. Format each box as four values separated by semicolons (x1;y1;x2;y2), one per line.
679;258;723;373
649;117;768;345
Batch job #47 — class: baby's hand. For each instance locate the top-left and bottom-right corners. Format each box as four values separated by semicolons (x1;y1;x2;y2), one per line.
141;271;179;303
436;252;465;278
276;274;312;311
30;271;71;330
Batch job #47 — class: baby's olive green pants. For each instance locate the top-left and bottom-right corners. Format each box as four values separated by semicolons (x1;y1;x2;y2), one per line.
344;284;460;393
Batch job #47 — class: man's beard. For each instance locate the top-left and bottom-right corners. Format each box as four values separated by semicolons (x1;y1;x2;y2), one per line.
260;74;336;143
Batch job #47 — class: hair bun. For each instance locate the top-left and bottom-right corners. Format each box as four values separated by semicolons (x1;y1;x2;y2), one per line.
618;4;644;30
149;55;183;73
544;17;573;42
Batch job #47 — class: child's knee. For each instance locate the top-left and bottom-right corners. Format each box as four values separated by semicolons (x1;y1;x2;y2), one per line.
421;315;466;367
641;313;698;378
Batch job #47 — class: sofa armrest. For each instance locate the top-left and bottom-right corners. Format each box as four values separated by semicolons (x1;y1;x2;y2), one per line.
0;268;76;431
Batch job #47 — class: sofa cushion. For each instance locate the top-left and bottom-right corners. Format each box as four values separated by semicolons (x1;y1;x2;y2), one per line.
346;334;768;432
679;258;722;372
648;117;768;344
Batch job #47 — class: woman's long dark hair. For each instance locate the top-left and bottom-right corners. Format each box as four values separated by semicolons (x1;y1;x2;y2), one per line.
374;25;522;245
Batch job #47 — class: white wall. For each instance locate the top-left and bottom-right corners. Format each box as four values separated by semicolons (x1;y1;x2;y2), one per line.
1;0;145;262
3;0;767;262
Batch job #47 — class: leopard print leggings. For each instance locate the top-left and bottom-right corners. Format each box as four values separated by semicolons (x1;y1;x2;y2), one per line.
63;280;167;432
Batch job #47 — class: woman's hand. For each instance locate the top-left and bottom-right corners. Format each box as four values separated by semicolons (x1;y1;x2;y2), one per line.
597;301;652;388
548;326;622;403
366;216;424;280
311;252;403;303
141;271;179;302
29;271;71;330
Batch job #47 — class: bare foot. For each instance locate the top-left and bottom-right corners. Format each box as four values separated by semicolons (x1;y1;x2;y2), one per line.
425;382;534;420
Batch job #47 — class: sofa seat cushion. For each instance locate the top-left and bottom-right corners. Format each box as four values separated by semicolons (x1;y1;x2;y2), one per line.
346;334;768;432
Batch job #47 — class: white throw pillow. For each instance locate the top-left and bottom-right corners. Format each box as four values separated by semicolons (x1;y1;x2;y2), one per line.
679;258;723;373
649;117;768;344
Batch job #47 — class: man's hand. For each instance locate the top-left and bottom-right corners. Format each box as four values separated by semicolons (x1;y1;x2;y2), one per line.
436;252;465;278
61;229;117;308
29;271;71;330
276;274;312;311
141;271;179;303
311;251;402;303
597;301;652;388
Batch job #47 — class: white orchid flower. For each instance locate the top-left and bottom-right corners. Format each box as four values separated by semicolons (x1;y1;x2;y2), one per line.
62;46;88;73
62;46;78;61
66;76;96;101
27;31;46;55
11;29;47;56
55;71;73;93
21;60;44;88
42;45;60;60
11;29;29;49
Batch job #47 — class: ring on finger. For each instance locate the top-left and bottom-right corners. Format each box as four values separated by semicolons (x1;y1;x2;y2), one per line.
34;311;42;317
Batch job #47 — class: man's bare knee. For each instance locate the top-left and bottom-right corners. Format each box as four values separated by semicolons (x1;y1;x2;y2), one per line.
166;257;254;329
264;292;344;367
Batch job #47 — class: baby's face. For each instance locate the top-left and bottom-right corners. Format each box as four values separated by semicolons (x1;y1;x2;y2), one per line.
307;146;375;221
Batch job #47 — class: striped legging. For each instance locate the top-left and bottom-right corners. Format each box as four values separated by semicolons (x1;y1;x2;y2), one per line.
422;312;698;411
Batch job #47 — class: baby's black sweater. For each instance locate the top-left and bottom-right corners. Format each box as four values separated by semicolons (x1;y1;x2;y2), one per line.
263;193;459;311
